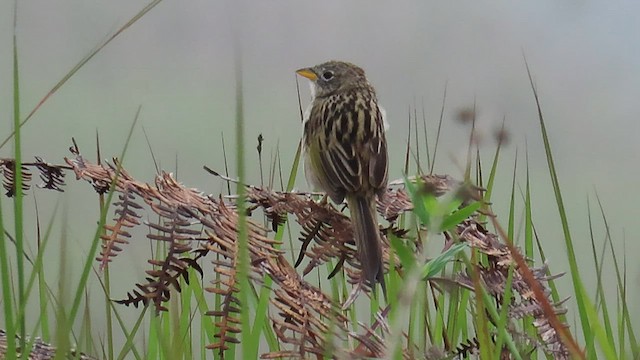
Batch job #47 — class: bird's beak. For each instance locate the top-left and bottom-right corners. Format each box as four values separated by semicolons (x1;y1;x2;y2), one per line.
296;68;318;81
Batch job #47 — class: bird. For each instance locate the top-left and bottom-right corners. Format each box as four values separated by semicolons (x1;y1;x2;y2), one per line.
296;60;389;290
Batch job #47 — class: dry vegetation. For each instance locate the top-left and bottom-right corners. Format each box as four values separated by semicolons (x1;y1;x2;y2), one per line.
0;141;574;359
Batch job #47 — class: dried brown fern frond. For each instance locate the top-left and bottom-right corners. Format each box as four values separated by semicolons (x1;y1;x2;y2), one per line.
197;200;282;354
0;156;69;197
247;188;368;283
97;186;143;269
241;173;575;357
205;255;241;356
263;254;345;359
115;203;205;313
453;337;480;358
0;158;32;197
64;146;402;357
453;219;571;359
65;146;285;352
58;142;577;358
0;329;97;360
33;156;66;192
65;153;123;195
245;175;478;287
71;150;286;348
260;255;393;359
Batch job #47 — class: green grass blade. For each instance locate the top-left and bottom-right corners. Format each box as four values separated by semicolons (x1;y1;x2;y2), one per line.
190;275;216;346
69;106;141;325
249;276;277;353
578;278;618;359
11;0;26;348
531;225;563;315
421;243;467;279
404;107;412;174
91;265;143;360
479;116;505;223
36;204;53;341
429;83;447;174
507;150;517;240
523;147;533;259
115;306;147;360
27;200;59;342
440;201;481;232
0;0;164;150
0;189;16;358
522;147;537;338
231;54;255;360
246;50;309;358
594;193;638;357
421;98;431;172
524;58;594;356
494;265;515;356
178;278;194;359
586;198;615;349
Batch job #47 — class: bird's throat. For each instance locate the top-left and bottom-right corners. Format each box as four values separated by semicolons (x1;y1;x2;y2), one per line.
308;82;317;99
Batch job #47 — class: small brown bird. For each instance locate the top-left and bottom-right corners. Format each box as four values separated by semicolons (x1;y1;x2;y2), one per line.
296;61;388;289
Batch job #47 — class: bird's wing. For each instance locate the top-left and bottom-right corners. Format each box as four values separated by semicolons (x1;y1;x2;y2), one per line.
321;103;388;197
325;139;361;191
306;136;349;203
366;105;388;195
305;94;388;200
379;104;390;131
369;127;388;194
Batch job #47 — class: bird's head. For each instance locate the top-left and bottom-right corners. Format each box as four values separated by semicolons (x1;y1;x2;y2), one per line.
296;61;368;98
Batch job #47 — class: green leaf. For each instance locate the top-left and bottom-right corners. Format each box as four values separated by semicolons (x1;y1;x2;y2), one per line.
390;236;416;271
440;201;481;232
421;242;467;279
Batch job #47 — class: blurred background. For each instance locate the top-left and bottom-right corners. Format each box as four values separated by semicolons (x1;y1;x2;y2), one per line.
0;0;638;345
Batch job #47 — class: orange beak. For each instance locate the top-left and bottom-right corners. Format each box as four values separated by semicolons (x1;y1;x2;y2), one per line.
296;68;318;81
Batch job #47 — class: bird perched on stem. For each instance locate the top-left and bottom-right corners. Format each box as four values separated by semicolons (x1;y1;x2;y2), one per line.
296;61;388;290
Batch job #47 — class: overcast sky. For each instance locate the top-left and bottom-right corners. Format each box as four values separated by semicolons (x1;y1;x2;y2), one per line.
1;0;639;323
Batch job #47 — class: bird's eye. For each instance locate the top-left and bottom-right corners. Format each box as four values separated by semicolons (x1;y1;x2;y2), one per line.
321;71;334;81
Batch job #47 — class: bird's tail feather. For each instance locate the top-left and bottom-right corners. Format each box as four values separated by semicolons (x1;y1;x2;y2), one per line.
347;195;385;292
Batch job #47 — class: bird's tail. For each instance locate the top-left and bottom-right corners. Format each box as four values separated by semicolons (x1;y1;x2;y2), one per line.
347;194;385;291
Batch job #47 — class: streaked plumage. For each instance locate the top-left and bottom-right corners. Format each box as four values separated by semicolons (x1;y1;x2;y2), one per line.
296;61;388;288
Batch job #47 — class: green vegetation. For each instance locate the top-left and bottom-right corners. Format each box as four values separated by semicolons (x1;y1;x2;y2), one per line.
1;2;637;359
